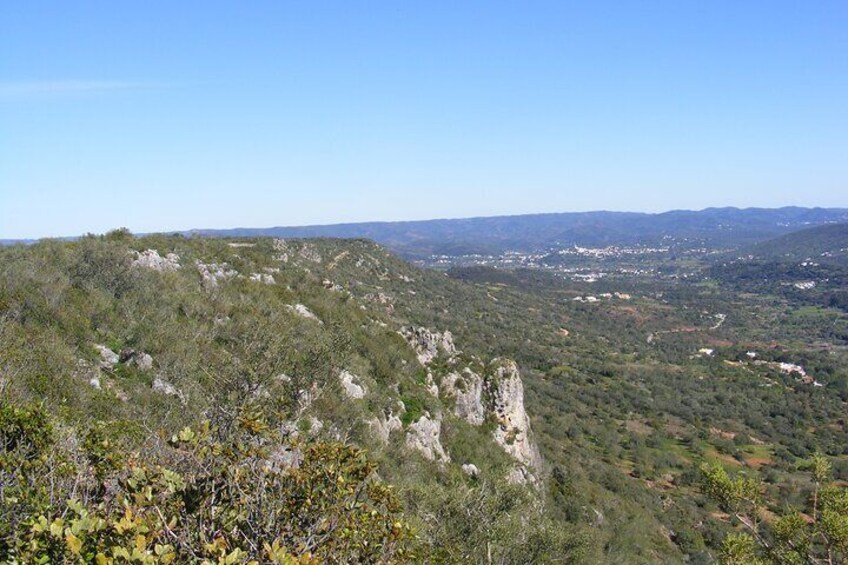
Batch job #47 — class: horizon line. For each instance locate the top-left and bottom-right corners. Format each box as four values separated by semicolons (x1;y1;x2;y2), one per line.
3;204;847;243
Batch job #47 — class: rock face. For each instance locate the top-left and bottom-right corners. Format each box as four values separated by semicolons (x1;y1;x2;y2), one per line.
405;414;450;463
400;326;457;365
506;465;534;485
369;402;404;444
131;250;181;272
441;368;485;426
339;370;366;399
286;304;322;323
133;353;154;372
486;359;542;473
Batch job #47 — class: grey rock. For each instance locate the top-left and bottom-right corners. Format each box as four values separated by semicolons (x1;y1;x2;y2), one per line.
119;348;154;372
339;370;366;399
249;273;276;285
441;368;485;426
286;304;322;324
133;353;153;372
462;463;480;477
487;358;542;473
94;345;119;370
369;402;405;444
152;377;183;402
400;326;458;366
131;249;181;272
195;261;238;289
405;414;450;463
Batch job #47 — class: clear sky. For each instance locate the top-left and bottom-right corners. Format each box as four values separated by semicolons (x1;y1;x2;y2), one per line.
1;1;847;238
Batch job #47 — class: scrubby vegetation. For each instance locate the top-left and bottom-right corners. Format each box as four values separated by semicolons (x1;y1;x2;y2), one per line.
2;227;847;562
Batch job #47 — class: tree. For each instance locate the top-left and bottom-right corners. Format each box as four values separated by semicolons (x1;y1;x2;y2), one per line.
701;454;848;564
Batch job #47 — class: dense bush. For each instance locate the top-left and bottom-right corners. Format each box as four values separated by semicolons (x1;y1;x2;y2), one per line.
1;401;415;564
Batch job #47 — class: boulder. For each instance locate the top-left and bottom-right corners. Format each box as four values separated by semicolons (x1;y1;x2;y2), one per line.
133;353;154;372
119;348;154;372
94;345;119;370
462;463;480;477
249;273;276;285
369;405;403;444
152;377;184;403
339;370;366;399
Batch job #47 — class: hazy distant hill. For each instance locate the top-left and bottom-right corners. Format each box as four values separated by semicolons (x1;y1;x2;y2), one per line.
745;222;848;265
187;207;848;258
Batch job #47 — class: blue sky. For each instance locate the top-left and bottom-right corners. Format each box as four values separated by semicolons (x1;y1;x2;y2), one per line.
1;1;847;238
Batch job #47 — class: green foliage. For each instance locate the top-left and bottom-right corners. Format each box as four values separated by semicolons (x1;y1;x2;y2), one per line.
701;455;848;564
1;401;416;563
69;235;137;298
402;476;591;563
4;231;848;562
399;396;424;427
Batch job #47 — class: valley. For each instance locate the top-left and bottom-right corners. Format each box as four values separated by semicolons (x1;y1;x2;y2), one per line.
2;216;848;562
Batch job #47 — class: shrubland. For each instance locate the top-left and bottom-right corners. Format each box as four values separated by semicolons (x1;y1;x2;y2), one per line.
2;229;847;562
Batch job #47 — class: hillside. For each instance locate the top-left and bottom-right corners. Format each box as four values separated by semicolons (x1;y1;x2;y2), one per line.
3;232;848;563
0;233;592;562
709;223;848;313
745;221;848;265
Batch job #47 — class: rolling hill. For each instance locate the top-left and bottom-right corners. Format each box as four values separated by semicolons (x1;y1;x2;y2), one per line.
185;207;848;259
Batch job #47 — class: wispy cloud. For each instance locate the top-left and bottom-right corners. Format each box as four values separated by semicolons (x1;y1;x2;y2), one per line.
0;80;166;97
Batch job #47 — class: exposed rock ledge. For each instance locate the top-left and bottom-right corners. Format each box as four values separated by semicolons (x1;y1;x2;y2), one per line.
405;414;450;463
400;326;457;365
441;368;485;426
369;401;405;444
131;249;181;272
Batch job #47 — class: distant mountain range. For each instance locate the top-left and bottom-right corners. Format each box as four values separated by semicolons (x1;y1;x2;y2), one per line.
185;207;848;258
5;207;847;258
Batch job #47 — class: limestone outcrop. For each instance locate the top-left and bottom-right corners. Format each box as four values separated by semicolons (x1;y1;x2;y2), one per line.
441;368;485;426
339;370;366;399
131;250;181;272
369;402;404;444
195;261;238;289
249;273;276;285
152;377;184;403
486;358;542;473
94;345;119;370
405;414;450;463
119;348;153;372
400;326;457;365
286;304;322;323
462;463;480;477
